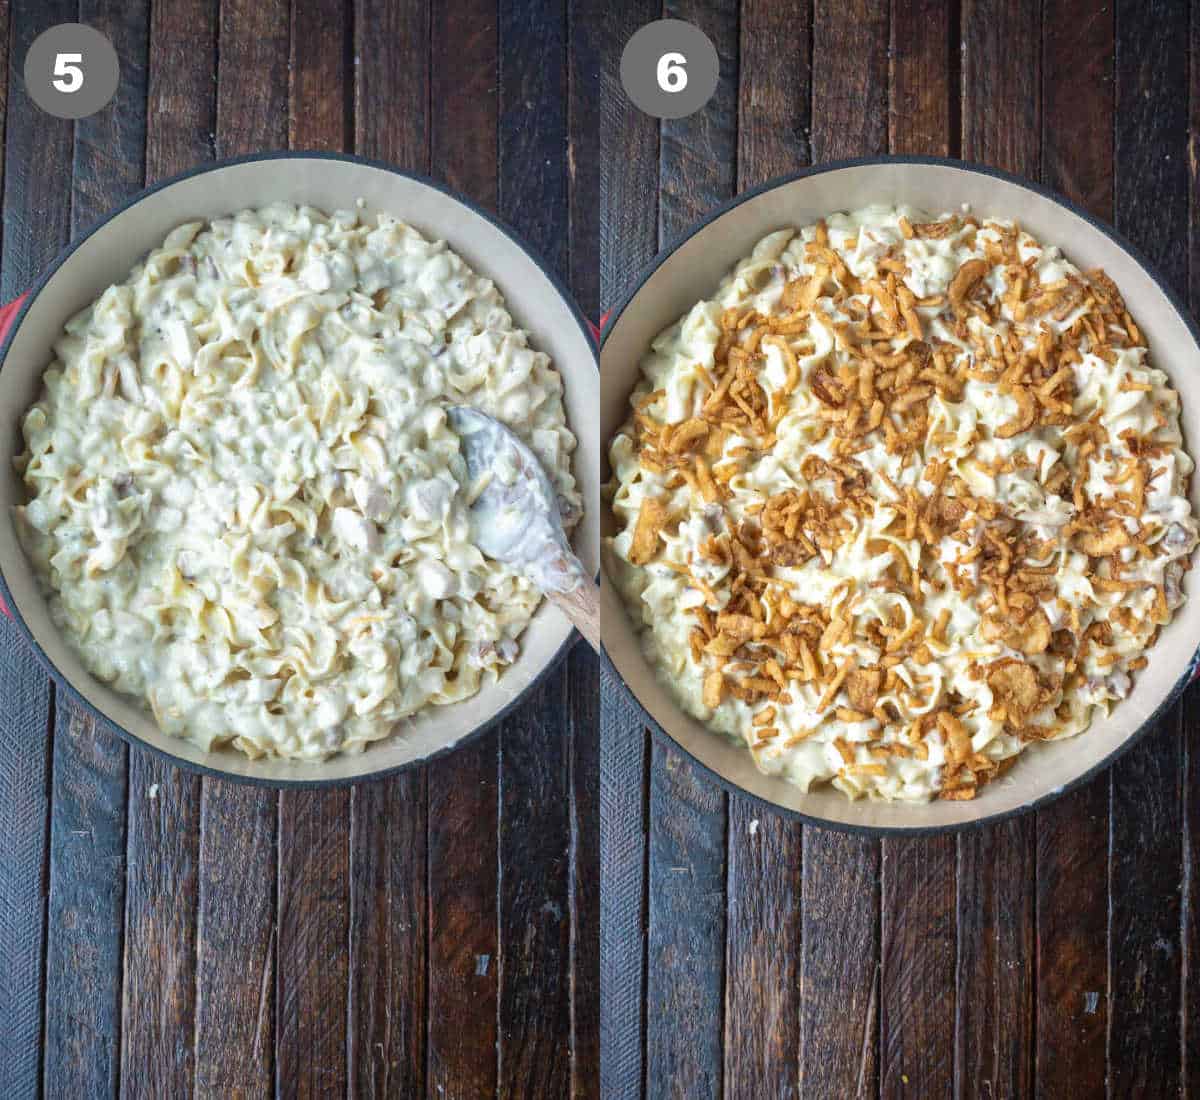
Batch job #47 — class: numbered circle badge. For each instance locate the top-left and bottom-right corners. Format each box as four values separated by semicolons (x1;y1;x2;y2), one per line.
620;19;719;120
24;23;120;120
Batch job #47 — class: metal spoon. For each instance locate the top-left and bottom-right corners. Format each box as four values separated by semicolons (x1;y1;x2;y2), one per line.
448;406;598;652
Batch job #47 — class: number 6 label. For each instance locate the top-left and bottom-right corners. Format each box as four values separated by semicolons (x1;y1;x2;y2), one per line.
621;20;719;120
24;23;120;120
656;52;688;94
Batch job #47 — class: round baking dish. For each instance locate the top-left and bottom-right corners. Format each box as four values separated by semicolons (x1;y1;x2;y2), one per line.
0;151;599;787
600;155;1200;832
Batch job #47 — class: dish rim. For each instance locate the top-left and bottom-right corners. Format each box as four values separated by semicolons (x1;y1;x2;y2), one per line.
600;152;1200;834
0;149;598;789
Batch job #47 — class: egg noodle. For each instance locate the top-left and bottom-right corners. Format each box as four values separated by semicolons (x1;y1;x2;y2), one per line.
607;206;1198;802
16;203;580;761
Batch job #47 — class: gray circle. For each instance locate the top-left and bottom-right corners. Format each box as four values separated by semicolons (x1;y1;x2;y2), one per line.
620;19;719;120
24;23;120;120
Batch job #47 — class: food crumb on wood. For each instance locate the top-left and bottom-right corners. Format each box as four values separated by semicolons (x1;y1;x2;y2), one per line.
1083;991;1099;1014
748;818;759;836
475;953;490;976
147;784;159;800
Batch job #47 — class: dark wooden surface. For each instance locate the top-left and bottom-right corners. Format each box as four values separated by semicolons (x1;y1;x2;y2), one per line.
600;0;1200;1096
0;2;599;1098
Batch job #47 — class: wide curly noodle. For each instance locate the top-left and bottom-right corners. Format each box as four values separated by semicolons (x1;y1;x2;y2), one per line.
16;203;580;761
607;205;1198;802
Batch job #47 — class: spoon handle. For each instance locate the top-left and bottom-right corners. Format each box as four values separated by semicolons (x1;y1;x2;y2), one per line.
548;573;600;652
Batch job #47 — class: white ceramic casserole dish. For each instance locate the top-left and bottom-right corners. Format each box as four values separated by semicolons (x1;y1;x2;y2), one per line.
0;152;600;787
600;156;1200;832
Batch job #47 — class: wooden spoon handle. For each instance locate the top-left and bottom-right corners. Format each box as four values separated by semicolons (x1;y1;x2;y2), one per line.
549;575;600;652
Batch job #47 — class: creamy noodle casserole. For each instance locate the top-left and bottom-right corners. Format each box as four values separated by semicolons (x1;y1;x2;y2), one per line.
607;206;1198;802
16;203;580;761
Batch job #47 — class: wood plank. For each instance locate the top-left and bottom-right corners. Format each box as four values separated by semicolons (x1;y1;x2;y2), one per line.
641;3;737;1096
43;711;126;1099
737;0;811;181
721;7;809;1096
1034;6;1114;1095
598;0;658;305
0;630;53;1100
954;822;1036;1098
346;775;427;1099
1184;684;1199;1094
193;778;276;1096
597;670;650;1099
421;3;498;1095
879;9;957;1099
348;5;431;1098
356;0;429;173
276;790;351;1097
889;0;953;157
799;831;879;1097
496;3;575;1095
568;0;601;318
1109;1;1190;1093
956;7;1039;1097
724;800;802;1100
645;740;727;1100
811;0;889;161
568;649;601;1100
43;5;147;1092
800;6;887;1096
123;764;203;1099
291;0;351;151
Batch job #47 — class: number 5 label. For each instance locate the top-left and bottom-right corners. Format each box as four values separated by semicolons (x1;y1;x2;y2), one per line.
621;20;719;120
23;24;119;119
52;53;84;94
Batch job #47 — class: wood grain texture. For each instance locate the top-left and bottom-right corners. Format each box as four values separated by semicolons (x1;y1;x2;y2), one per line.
193;779;275;1096
346;776;426;1100
569;654;601;1100
0;627;53;1100
1110;2;1190;1094
276;790;351;1098
1034;5;1114;1093
955;821;1035;1100
121;764;201;1097
598;0;658;305
1185;683;1200;1095
291;0;352;151
723;800;802;1100
145;0;217;177
43;711;126;1099
645;740;727;1100
356;0;430;173
889;0;953;157
737;0;811;186
811;0;888;161
800;830;879;1098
